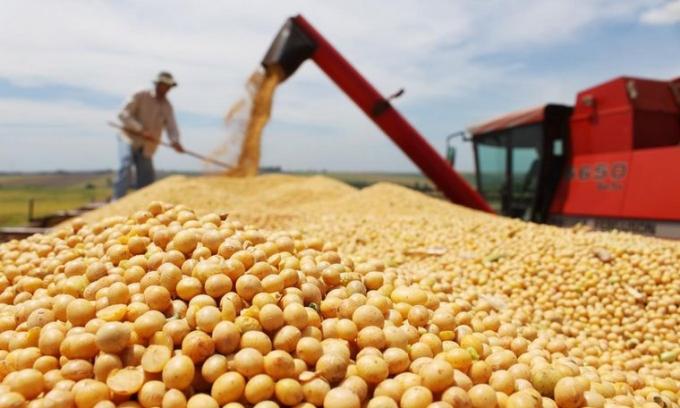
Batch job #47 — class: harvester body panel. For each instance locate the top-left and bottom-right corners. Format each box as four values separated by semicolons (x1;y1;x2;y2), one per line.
550;76;680;232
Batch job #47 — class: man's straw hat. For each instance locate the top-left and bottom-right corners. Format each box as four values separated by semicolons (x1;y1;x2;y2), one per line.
154;71;177;87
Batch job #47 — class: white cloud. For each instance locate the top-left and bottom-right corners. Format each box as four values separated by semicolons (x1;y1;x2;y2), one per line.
0;0;677;173
0;99;110;128
0;1;655;110
641;0;680;24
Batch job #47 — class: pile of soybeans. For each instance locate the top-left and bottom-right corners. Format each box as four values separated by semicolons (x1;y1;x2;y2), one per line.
0;175;678;408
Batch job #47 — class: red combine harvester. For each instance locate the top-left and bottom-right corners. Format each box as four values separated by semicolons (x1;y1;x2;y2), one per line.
263;15;680;238
449;78;680;237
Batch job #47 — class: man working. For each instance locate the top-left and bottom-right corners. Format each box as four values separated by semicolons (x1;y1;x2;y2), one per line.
113;71;184;199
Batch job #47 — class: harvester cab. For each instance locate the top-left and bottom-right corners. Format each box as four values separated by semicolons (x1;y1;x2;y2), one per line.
455;105;572;222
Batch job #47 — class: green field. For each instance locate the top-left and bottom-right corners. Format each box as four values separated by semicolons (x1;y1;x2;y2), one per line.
0;173;113;227
0;170;477;227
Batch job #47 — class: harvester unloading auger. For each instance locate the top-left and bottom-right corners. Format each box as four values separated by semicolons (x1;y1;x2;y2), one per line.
260;15;492;213
262;15;680;238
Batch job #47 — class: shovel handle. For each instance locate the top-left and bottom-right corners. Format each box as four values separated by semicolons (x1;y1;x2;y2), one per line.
107;121;233;169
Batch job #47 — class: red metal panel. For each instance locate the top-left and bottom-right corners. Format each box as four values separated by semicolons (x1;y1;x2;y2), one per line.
550;152;631;217
292;15;492;212
556;76;680;221
468;105;546;136
550;147;680;221
622;147;680;220
570;76;680;155
630;79;680;149
570;78;633;155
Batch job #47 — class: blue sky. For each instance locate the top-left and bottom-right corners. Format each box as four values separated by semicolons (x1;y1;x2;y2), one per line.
1;1;679;173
